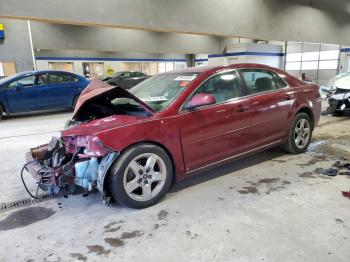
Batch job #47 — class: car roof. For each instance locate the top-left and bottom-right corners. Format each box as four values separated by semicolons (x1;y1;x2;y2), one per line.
0;70;83;85
21;70;78;75
164;63;284;75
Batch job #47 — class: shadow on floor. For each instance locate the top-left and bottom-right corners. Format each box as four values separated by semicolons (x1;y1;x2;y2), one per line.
2;109;72;121
170;147;285;193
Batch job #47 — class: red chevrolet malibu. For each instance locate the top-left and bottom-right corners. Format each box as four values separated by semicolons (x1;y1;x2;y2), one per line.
24;63;321;208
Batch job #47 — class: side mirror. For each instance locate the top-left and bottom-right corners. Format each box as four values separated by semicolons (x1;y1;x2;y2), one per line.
15;82;24;91
185;93;216;110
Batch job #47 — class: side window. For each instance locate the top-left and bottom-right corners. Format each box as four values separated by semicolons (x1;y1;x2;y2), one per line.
49;73;77;84
7;74;47;89
7;80;22;89
35;74;47;85
273;73;288;88
192;71;242;104
132;72;144;77
61;74;77;83
123;72;132;78
240;69;280;95
18;75;36;87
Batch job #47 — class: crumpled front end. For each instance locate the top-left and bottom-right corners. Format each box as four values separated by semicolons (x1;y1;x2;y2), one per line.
322;88;350;116
23;135;118;203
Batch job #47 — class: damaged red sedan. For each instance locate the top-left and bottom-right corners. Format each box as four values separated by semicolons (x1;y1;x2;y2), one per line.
23;64;321;209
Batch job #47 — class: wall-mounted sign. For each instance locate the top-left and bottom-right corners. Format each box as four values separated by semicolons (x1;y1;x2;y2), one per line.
0;23;5;39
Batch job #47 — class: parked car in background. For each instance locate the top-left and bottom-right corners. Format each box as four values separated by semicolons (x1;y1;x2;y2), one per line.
103;71;150;89
24;64;321;208
321;72;350;115
0;70;89;120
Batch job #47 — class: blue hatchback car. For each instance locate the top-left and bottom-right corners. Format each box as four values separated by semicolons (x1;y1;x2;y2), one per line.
0;70;89;120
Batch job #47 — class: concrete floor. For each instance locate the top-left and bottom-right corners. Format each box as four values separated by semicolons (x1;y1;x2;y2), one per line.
0;110;349;262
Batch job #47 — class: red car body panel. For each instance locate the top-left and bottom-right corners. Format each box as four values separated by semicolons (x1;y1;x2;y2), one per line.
61;63;321;182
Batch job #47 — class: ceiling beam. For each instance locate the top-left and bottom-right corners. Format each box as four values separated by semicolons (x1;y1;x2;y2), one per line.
1;0;350;44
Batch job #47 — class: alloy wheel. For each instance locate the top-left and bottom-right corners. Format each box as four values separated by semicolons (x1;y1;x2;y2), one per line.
123;153;167;201
294;118;311;149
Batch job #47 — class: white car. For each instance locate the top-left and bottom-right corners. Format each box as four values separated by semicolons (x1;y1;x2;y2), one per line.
322;73;350;115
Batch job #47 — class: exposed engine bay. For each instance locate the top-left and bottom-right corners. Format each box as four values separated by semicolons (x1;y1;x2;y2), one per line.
22;136;118;203
322;88;350;116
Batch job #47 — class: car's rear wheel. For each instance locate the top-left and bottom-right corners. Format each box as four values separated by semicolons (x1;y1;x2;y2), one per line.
284;112;312;154
109;143;173;209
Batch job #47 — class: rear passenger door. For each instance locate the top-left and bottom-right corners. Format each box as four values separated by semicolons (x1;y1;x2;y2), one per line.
239;69;295;148
47;72;81;108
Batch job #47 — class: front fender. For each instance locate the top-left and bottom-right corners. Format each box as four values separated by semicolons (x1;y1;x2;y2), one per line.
97;152;119;205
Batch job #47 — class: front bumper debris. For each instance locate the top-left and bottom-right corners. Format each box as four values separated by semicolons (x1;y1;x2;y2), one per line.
24;148;60;194
322;90;350;116
22;136;118;204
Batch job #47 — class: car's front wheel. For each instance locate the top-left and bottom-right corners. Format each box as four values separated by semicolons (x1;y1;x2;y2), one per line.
0;105;3;121
109;143;173;209
284;112;313;154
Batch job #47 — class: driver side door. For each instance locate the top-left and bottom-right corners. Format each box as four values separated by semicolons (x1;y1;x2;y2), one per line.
178;70;252;174
5;73;49;112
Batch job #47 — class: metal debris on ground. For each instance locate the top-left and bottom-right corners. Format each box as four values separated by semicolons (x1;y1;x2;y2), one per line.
318;168;338;177
333;161;350;169
0;193;54;213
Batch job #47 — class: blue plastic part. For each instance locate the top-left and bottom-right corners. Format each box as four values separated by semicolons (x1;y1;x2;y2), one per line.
74;157;99;190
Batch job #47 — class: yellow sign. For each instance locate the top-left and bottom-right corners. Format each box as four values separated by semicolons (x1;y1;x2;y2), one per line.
0;24;3;31
106;66;115;77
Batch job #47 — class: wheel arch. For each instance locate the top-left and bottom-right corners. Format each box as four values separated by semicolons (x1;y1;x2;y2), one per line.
0;102;7;114
295;106;315;130
102;140;177;200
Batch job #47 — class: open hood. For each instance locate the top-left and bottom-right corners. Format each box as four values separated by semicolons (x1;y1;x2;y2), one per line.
328;73;350;91
72;79;155;121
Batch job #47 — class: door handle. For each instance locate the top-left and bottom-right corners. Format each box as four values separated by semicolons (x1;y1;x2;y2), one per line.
237;104;249;112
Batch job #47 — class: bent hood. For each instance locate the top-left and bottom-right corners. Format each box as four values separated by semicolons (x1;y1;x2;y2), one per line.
62;114;150;137
73;79;155;119
328;73;350;91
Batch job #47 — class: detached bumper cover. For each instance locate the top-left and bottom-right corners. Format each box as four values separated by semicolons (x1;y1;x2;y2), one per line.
24;144;119;200
24;150;59;193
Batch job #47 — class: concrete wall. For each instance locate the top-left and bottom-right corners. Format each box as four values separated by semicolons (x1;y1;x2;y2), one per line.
30;22;222;55
1;0;350;45
0;19;33;72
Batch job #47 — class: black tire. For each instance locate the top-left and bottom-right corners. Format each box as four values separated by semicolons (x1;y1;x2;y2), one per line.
108;143;173;209
284;112;313;154
0;105;3;121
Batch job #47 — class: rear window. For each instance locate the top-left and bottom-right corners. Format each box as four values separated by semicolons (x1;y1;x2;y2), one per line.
240;69;287;95
49;73;78;84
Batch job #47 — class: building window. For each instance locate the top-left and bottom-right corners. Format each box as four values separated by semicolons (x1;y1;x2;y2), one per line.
285;42;340;84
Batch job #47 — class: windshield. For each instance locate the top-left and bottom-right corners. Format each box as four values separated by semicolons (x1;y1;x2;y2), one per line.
0;72;29;85
125;73;198;112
